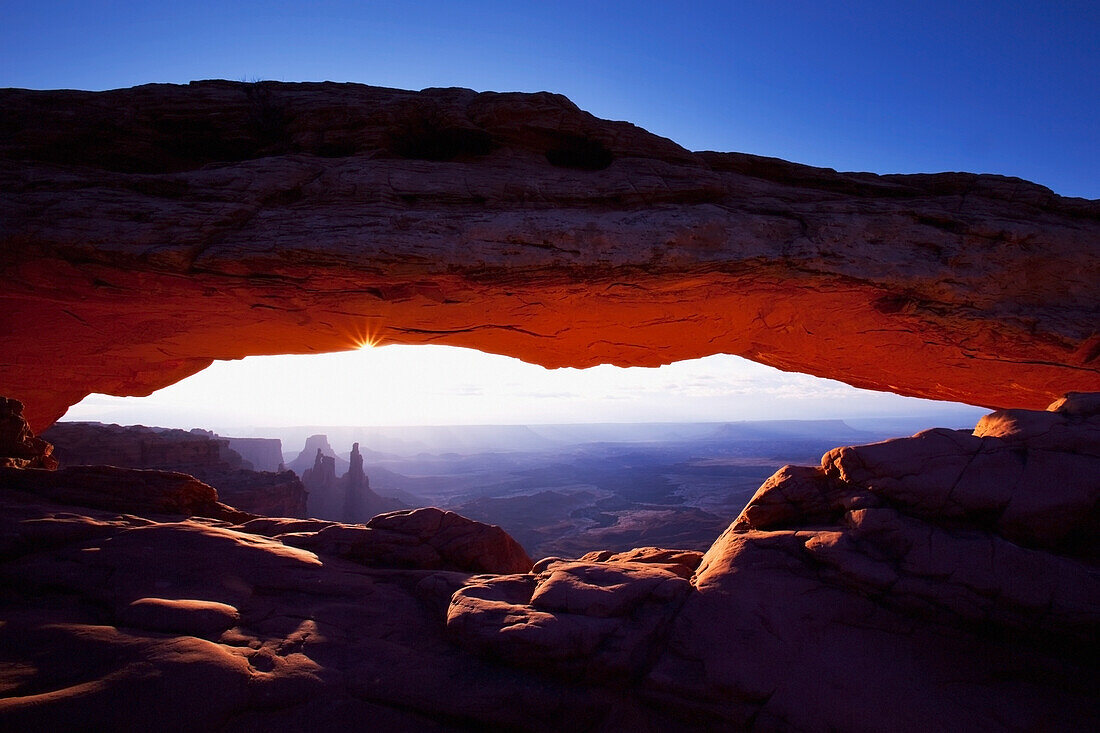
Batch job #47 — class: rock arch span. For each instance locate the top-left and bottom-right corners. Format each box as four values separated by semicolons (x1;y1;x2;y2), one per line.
1;81;1098;429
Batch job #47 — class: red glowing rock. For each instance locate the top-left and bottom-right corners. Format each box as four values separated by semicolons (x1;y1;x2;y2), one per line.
2;82;1098;430
0;397;57;469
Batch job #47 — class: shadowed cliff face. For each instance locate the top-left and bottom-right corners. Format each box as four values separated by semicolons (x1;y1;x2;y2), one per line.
2;81;1099;429
39;421;308;518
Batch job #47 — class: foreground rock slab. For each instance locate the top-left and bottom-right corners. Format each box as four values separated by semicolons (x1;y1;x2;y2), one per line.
1;395;1098;730
0;464;251;523
3;81;1099;429
448;558;690;679
651;393;1100;730
0;491;686;731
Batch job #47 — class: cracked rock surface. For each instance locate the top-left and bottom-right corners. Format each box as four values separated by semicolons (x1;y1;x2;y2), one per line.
3;81;1099;429
3;394;1098;730
447;559;691;679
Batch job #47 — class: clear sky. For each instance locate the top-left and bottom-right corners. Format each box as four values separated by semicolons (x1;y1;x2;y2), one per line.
4;1;1097;197
5;1;1093;429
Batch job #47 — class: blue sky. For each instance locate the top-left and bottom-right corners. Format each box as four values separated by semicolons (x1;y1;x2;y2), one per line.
5;1;1092;427
4;1;1097;197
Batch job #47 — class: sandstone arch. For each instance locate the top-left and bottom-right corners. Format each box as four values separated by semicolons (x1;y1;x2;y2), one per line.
1;81;1098;430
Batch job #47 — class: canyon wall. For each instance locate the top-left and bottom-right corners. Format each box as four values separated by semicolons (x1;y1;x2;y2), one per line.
226;437;284;472
42;421;307;517
2;81;1098;430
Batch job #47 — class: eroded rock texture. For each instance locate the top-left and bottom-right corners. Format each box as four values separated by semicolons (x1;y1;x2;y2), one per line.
444;395;1100;730
3;81;1099;429
0;398;57;469
1;397;1098;730
281;506;533;574
0;465;250;523
300;441;404;524
42;421;308;517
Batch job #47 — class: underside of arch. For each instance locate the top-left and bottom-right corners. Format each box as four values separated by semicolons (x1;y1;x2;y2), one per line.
1;81;1097;430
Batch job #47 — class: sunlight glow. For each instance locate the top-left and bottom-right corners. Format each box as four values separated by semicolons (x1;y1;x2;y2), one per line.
345;321;384;350
60;345;985;433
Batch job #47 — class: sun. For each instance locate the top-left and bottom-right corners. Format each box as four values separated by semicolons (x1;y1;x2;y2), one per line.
345;322;384;350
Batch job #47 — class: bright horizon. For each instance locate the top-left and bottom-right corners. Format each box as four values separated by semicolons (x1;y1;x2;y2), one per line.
60;345;986;435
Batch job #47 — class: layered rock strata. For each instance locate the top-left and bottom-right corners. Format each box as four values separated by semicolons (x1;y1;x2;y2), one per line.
42;421;307;517
225;437;285;473
3;81;1099;430
43;422;243;471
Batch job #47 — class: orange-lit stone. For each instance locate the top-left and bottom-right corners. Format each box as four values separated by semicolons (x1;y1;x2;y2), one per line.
2;82;1098;429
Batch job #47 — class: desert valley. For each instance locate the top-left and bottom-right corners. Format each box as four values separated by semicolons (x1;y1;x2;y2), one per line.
41;417;950;558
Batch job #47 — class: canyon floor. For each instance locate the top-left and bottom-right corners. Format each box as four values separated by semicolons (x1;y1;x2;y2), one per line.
1;395;1097;731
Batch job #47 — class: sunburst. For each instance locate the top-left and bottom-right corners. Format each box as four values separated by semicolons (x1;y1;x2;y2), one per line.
345;321;384;350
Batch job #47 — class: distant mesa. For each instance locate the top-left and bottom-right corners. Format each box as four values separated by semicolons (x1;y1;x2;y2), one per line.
297;436;404;523
38;421;410;524
41;421;306;518
1;401;249;522
287;433;349;476
224;437;284;472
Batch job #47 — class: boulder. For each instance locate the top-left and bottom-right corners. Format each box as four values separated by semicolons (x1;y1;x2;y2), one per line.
731;464;874;531
282;507;532;574
118;597;241;636
0;397;57;470
646;395;1100;729
448;559;691;680
574;547;704;579
822;423;1100;554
